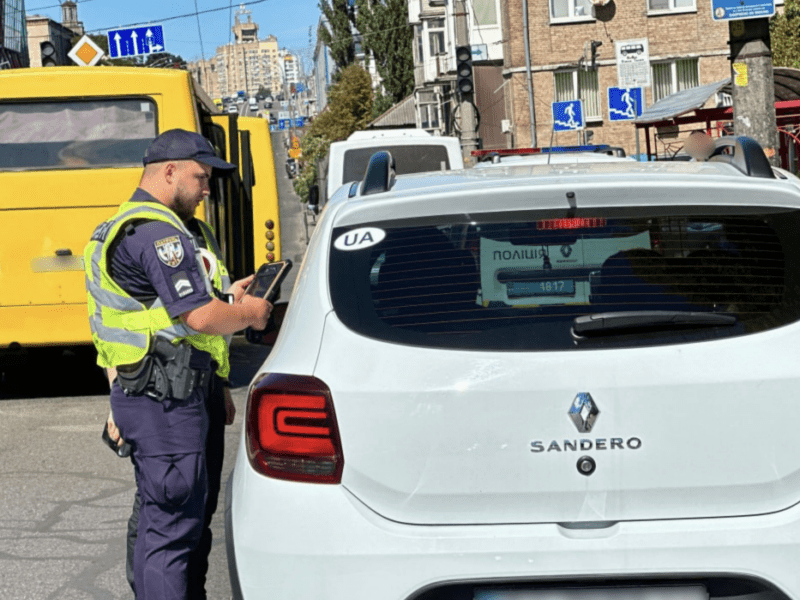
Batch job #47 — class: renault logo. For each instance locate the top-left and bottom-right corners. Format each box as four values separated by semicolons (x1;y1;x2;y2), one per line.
569;393;599;433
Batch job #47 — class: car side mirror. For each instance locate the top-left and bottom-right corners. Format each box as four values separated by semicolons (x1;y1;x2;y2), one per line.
308;184;320;215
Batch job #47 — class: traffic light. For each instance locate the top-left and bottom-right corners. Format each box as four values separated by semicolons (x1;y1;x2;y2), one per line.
455;45;474;95
40;41;58;67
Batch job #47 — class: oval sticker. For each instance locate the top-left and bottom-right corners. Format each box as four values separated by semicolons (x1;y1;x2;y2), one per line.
334;227;386;251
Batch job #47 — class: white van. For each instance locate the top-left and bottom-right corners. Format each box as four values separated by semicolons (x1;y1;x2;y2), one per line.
324;129;464;203
248;97;258;111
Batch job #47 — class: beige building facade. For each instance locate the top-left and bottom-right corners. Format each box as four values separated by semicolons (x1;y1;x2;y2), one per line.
500;0;731;155
189;7;282;100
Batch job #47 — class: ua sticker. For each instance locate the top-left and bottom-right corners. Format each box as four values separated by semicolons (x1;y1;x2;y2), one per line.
154;235;184;267
171;271;193;298
334;227;386;251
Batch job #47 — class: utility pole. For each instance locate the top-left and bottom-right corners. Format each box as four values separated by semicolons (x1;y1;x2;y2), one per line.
729;18;780;167
452;0;479;162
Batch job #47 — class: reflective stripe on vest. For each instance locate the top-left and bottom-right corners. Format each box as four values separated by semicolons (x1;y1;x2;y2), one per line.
84;201;231;378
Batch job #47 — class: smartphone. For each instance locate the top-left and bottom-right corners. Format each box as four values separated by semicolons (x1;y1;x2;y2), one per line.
245;260;293;303
101;425;132;458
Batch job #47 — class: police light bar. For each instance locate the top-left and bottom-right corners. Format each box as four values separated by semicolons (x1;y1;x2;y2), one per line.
537;218;607;230
472;145;610;158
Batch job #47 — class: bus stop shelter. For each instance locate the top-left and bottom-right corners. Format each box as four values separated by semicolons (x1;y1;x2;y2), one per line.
634;68;800;173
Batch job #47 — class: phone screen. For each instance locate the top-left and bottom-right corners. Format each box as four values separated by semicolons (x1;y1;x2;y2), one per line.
245;260;292;301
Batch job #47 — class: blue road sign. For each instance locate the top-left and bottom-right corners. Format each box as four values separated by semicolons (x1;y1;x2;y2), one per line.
269;125;277;133
294;117;305;128
552;100;584;132
107;25;165;58
278;119;289;130
711;0;774;20
608;87;644;122
295;83;305;93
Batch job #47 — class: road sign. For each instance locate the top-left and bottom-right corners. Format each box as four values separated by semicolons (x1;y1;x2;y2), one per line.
711;0;774;20
107;25;165;58
552;100;584;132
278;119;289;130
608;87;644;121
295;83;305;93
294;117;305;127
615;38;651;88
68;35;105;67
269;125;278;133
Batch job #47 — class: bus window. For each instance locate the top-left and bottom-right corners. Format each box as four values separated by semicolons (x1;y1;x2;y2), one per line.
0;99;157;170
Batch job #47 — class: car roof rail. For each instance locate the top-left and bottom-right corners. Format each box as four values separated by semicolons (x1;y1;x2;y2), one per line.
708;136;775;179
360;151;396;196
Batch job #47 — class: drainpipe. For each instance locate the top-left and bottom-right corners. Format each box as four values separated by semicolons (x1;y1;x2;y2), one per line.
522;0;537;147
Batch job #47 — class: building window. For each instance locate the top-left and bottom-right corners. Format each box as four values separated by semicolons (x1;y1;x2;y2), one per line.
473;0;499;26
648;0;695;11
550;0;592;21
651;58;699;102
428;18;446;56
553;69;601;121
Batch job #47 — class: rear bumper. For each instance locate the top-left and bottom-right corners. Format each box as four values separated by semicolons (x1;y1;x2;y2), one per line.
228;443;800;600
0;304;91;347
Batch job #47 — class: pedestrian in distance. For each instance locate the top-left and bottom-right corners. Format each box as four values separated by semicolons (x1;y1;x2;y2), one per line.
85;128;271;600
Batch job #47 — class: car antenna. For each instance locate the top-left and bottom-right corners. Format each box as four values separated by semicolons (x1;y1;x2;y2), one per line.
566;191;577;216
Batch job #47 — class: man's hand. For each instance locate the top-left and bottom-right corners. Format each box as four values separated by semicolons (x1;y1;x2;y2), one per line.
227;275;256;304
223;387;236;425
240;294;272;331
107;411;126;448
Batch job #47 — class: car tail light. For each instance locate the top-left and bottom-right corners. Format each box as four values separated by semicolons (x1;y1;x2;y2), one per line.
246;374;343;484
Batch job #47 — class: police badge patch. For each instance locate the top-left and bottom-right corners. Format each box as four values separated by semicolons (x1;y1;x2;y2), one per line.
154;236;184;267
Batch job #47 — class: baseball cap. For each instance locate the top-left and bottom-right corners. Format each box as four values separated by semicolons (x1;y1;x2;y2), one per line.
143;129;236;171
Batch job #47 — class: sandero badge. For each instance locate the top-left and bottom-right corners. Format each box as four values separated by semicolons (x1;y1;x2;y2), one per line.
569;392;599;433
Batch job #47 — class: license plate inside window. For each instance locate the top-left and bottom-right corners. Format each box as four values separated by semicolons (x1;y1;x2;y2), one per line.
507;279;575;298
475;586;708;600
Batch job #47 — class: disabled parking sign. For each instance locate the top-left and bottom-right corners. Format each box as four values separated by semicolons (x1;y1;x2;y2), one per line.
552;100;584;132
608;87;643;122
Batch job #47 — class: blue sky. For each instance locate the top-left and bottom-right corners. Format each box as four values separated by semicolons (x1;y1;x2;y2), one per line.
25;0;322;64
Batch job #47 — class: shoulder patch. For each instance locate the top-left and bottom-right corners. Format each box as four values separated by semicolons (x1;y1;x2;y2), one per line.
171;271;194;298
154;235;184;267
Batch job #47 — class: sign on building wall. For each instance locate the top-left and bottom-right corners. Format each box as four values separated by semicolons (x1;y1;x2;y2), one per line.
711;0;774;20
615;38;651;89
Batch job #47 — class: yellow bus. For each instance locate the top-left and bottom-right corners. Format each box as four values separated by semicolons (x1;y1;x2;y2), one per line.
0;66;280;352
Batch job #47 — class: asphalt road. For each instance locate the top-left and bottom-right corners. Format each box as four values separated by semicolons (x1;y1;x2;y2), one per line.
0;129;308;600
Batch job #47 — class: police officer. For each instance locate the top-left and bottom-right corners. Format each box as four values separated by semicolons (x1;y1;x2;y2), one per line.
85;129;271;600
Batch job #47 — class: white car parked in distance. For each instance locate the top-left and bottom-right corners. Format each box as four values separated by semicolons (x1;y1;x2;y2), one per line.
227;137;800;600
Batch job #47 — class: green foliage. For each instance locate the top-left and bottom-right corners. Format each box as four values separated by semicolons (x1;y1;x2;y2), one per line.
257;85;272;98
355;0;414;103
293;65;374;201
771;0;800;68
371;93;395;120
318;0;357;70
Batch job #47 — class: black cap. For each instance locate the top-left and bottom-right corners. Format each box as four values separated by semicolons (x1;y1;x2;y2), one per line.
143;129;236;171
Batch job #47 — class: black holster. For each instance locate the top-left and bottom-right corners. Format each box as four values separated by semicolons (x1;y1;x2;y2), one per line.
117;338;210;401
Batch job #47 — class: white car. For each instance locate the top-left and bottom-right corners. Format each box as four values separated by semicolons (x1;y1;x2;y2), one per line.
227;137;800;600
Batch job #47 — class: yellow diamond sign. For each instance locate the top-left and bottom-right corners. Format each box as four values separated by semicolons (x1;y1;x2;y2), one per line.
68;35;105;67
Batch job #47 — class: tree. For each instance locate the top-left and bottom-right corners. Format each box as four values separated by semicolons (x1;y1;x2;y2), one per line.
771;0;800;69
293;65;374;201
355;0;414;103
318;0;357;70
257;85;273;98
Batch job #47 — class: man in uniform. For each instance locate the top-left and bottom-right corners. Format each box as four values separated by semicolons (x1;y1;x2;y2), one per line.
85;129;271;600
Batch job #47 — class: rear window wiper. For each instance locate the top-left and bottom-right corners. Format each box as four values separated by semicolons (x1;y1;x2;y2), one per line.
573;311;737;336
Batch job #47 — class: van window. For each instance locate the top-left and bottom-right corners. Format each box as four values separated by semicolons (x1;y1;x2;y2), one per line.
0;99;157;170
342;145;451;183
330;207;798;350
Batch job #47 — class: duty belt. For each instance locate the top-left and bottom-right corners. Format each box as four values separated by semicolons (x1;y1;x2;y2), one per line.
117;338;211;401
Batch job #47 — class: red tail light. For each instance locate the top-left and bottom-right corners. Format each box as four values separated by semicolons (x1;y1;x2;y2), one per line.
246;374;343;484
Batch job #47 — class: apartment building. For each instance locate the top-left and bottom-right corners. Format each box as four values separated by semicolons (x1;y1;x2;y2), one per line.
408;0;508;148
500;0;732;153
189;7;282;99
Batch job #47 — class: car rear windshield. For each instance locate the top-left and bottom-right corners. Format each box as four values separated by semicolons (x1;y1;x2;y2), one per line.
342;145;451;183
0;99;157;170
329;207;800;350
